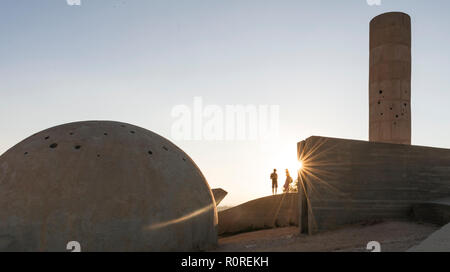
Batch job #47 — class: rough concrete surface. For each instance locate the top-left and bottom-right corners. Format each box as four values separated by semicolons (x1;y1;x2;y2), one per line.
297;136;450;234
0;121;217;251
369;12;412;145
218;193;298;235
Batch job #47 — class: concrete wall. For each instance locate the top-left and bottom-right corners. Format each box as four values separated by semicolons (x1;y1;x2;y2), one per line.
218;193;298;235
369;12;412;145
297;136;450;234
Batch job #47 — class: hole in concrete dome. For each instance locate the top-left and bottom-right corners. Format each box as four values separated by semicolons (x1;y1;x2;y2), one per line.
69;132;74;135
163;146;168;151
97;154;101;158
390;108;393;110
380;113;383;116
24;152;28;155
148;150;153;155
121;125;126;128
104;133;108;136
183;158;186;161
379;90;383;94
396;115;399;118
74;145;81;150
130;131;135;134
378;101;381;105
45;136;50;140
49;143;58;149
404;103;407;106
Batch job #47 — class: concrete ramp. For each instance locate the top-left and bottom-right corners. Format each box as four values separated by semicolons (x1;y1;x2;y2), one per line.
218;193;298;235
408;223;450;252
412;198;450;226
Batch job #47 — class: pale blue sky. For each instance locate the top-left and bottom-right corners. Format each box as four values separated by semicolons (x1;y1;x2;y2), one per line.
1;0;450;205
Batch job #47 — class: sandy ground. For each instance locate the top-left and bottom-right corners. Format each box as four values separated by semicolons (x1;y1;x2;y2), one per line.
212;221;439;252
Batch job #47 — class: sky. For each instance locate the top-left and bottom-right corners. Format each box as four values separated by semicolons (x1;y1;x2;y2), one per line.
1;0;450;206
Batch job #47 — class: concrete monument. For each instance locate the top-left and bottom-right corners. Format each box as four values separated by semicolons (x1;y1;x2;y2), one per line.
0;121;217;251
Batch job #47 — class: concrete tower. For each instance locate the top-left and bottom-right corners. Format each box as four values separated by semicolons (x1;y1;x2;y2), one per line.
369;12;411;145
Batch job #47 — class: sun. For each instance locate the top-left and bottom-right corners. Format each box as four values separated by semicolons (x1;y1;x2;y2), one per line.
276;158;304;177
298;160;304;171
265;148;304;178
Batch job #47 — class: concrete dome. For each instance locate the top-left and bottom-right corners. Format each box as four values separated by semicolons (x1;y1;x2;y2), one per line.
0;121;217;251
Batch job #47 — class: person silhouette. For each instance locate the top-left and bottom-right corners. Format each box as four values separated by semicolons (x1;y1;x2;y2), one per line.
284;169;293;193
270;169;278;195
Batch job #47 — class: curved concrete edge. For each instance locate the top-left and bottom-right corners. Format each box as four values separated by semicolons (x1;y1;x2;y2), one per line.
212;188;228;206
218;193;299;235
408;223;450;252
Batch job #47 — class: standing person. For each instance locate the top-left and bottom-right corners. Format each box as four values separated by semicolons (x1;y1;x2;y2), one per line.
284;169;293;193
270;169;278;195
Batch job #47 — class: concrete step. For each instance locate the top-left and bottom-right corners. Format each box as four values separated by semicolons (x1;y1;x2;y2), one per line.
411;198;450;226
